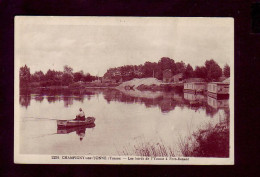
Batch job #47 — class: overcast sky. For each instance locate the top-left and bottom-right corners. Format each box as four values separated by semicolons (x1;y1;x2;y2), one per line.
16;17;233;76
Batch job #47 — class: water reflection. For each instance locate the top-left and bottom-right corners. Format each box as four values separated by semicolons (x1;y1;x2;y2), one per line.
74;95;84;102
20;88;229;116
19;95;31;108
207;96;229;109
47;96;61;103
63;96;73;107
206;96;229;119
57;123;95;141
35;95;44;102
159;96;176;113
19;87;230;156
183;93;205;112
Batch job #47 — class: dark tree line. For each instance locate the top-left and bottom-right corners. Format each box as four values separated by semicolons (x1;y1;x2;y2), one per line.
20;57;230;88
104;57;230;82
19;65;98;88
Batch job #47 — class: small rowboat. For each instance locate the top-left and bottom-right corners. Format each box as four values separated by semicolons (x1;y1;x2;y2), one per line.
57;117;95;128
124;85;135;90
57;123;95;134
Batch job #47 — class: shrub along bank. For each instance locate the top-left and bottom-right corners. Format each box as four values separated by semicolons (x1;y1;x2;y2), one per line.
179;119;230;157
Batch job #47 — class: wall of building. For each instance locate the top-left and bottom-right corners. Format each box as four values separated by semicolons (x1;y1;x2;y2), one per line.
184;83;193;90
173;73;183;82
217;84;229;94
208;83;229;94
208;83;217;93
184;82;206;91
194;83;206;91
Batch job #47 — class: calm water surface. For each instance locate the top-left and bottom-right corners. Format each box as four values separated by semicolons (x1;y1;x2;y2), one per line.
19;88;229;155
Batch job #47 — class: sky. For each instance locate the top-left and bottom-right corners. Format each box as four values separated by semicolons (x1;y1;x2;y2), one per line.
16;17;234;76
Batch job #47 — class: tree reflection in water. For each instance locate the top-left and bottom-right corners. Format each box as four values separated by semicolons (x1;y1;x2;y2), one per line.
47;96;60;103
19;95;31;109
19;88;229;117
74;95;84;102
63;96;73;107
34;95;44;102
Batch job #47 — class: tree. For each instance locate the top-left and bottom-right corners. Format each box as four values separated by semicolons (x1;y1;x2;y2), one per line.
83;73;91;82
31;71;44;82
62;65;74;85
223;64;230;77
183;64;194;79
19;65;30;87
205;59;222;81
43;69;63;86
143;62;158;78
62;73;74;85
158;57;176;72
73;71;84;82
175;61;186;74
83;73;96;82
54;71;63;82
194;66;207;79
157;57;176;80
64;65;73;74
45;69;56;81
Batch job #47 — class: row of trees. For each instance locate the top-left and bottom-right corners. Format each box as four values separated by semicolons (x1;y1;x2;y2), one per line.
104;57;230;82
20;65;98;88
20;57;230;87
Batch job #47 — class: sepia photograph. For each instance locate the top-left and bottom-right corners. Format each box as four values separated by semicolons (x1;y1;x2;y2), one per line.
14;16;234;164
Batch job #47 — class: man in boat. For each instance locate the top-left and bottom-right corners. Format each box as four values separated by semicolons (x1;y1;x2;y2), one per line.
75;108;85;121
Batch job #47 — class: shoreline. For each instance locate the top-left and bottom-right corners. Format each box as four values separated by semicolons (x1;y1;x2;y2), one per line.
20;83;185;93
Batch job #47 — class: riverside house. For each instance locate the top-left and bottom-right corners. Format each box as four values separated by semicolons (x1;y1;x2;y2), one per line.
184;82;207;93
207;78;229;99
162;70;184;83
162;69;173;83
173;73;183;83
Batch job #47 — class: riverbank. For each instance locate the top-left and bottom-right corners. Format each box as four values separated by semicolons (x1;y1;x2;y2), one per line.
119;118;229;157
21;82;120;90
116;78;184;92
23;78;184;93
179;118;229;157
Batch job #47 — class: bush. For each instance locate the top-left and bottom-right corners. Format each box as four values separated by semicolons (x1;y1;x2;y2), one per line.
69;81;85;89
29;82;41;87
179;120;229;157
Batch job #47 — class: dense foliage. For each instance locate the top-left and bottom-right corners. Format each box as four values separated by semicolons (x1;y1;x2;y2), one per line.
20;65;98;87
223;64;230;77
103;57;225;82
20;57;227;87
19;65;31;87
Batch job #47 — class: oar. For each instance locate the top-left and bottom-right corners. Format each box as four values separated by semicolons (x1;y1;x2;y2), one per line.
21;117;60;121
31;132;58;139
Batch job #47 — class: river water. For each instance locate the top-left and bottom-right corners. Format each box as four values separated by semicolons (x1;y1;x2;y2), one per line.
19;88;229;156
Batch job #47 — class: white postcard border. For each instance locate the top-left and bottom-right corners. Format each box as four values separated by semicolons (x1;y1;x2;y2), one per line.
14;16;234;165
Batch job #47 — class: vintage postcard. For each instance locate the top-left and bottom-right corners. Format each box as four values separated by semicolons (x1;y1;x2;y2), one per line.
14;16;234;164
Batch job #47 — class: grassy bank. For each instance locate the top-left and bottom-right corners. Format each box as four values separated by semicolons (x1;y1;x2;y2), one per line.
120;137;175;157
118;119;229;157
179;119;229;157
